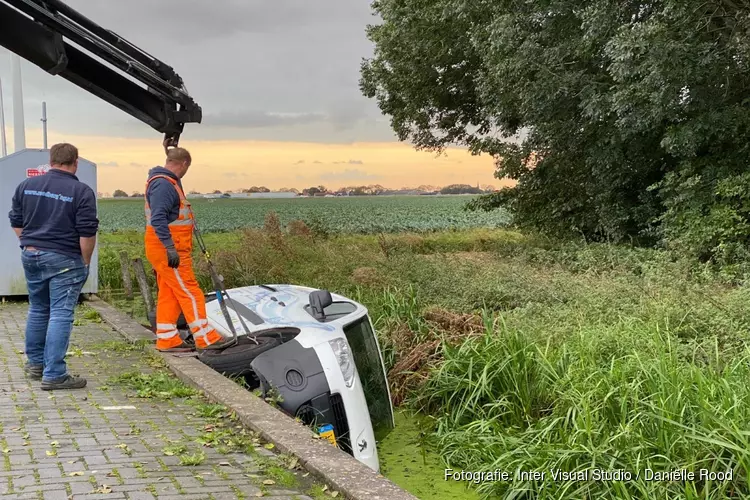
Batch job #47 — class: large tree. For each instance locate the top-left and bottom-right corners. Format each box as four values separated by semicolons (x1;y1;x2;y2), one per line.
360;0;750;261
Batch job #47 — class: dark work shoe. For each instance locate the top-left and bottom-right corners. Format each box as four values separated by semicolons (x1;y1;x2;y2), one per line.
157;341;195;353
24;364;43;380
41;374;87;391
199;337;237;351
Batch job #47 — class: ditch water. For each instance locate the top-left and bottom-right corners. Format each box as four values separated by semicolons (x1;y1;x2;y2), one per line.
377;410;481;500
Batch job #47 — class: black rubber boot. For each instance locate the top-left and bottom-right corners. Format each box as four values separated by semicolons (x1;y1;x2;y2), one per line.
157;340;195;353
41;374;87;391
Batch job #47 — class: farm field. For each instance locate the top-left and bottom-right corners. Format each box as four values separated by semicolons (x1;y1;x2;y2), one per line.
97;205;750;499
97;195;509;233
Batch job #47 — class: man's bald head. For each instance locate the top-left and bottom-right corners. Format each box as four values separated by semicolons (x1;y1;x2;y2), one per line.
166;147;191;166
164;147;192;178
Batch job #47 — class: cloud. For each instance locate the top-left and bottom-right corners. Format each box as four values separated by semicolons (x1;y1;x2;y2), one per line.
333;160;364;165
99;161;119;167
295;160;305;165
319;169;382;182
205;111;328;129
129;162;149;168
63;0;365;42
223;172;248;178
313;160;322;164
0;0;393;144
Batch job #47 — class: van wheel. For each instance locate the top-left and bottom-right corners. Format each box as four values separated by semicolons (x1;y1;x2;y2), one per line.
198;336;282;377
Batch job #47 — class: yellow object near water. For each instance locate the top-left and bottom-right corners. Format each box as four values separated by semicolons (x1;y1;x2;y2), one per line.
318;424;337;447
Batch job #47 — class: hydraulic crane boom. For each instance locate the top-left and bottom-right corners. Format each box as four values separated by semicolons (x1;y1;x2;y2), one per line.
0;0;201;147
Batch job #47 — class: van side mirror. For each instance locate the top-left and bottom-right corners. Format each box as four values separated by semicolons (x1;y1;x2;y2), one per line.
309;290;333;320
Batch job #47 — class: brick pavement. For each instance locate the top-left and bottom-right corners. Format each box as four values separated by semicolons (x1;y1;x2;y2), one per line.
0;301;322;500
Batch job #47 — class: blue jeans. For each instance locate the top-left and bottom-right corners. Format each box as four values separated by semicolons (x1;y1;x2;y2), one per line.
21;249;89;382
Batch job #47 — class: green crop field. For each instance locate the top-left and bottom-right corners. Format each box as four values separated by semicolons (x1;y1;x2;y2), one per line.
97;195;509;233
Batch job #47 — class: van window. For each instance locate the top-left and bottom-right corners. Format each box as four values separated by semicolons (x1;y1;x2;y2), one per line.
343;317;394;433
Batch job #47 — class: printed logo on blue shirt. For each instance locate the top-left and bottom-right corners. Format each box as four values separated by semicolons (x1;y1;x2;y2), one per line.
24;190;74;203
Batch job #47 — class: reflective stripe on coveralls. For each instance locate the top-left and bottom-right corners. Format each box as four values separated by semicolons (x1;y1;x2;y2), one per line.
156;323;179;339
143;175;226;349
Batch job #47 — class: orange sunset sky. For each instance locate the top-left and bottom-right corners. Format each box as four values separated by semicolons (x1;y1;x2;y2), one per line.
7;126;507;196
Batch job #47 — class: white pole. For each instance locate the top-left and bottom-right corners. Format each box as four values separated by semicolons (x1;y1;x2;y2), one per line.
11;54;25;152
0;76;7;157
41;101;47;149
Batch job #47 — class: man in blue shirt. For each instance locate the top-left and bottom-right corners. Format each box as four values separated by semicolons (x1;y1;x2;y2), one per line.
8;143;98;390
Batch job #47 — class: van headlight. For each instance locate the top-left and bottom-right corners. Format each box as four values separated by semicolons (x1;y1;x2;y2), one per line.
329;338;355;387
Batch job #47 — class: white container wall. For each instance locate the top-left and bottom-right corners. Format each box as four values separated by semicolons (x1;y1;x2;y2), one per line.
0;149;98;296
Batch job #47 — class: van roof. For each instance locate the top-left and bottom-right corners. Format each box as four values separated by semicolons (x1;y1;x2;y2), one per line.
204;284;367;337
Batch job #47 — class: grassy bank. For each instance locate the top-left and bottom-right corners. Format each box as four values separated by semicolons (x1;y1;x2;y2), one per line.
97;218;750;499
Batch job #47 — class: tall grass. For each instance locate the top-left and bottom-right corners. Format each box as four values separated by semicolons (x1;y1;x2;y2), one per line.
417;317;750;498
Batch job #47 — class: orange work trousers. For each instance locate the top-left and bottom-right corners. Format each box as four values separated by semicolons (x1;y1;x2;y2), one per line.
145;238;224;350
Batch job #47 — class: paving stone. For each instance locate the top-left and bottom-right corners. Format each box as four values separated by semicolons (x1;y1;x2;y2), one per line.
70;481;96;494
38;476;89;486
74;437;98;447
158;496;212;500
37;467;63;479
151;483;181;495
207;494;240;500
124;493;157;500
0;303;312;500
166;475;202;489
11;474;37;488
44;491;72;500
9;493;41;500
23;482;84;492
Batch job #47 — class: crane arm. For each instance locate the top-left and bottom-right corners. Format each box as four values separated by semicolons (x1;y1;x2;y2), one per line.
0;0;201;148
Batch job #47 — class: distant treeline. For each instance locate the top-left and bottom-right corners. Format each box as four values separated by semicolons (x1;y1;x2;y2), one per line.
104;183;495;198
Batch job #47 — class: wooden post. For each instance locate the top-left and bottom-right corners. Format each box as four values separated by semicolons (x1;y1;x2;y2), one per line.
119;251;133;299
132;258;155;313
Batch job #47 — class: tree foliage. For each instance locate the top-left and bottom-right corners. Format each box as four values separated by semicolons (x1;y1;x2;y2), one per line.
360;0;750;262
440;184;483;195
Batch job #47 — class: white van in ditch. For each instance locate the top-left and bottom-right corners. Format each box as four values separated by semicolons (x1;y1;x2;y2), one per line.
193;284;395;472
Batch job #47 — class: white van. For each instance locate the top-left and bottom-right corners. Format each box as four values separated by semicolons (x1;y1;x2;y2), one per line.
195;284;395;472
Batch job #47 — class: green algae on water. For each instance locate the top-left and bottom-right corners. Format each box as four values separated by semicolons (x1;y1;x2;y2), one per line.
377;410;481;500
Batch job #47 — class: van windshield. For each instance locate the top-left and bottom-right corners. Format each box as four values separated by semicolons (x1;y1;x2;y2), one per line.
343;316;394;433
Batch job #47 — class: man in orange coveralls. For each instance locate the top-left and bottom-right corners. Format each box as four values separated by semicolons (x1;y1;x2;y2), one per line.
144;146;233;352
